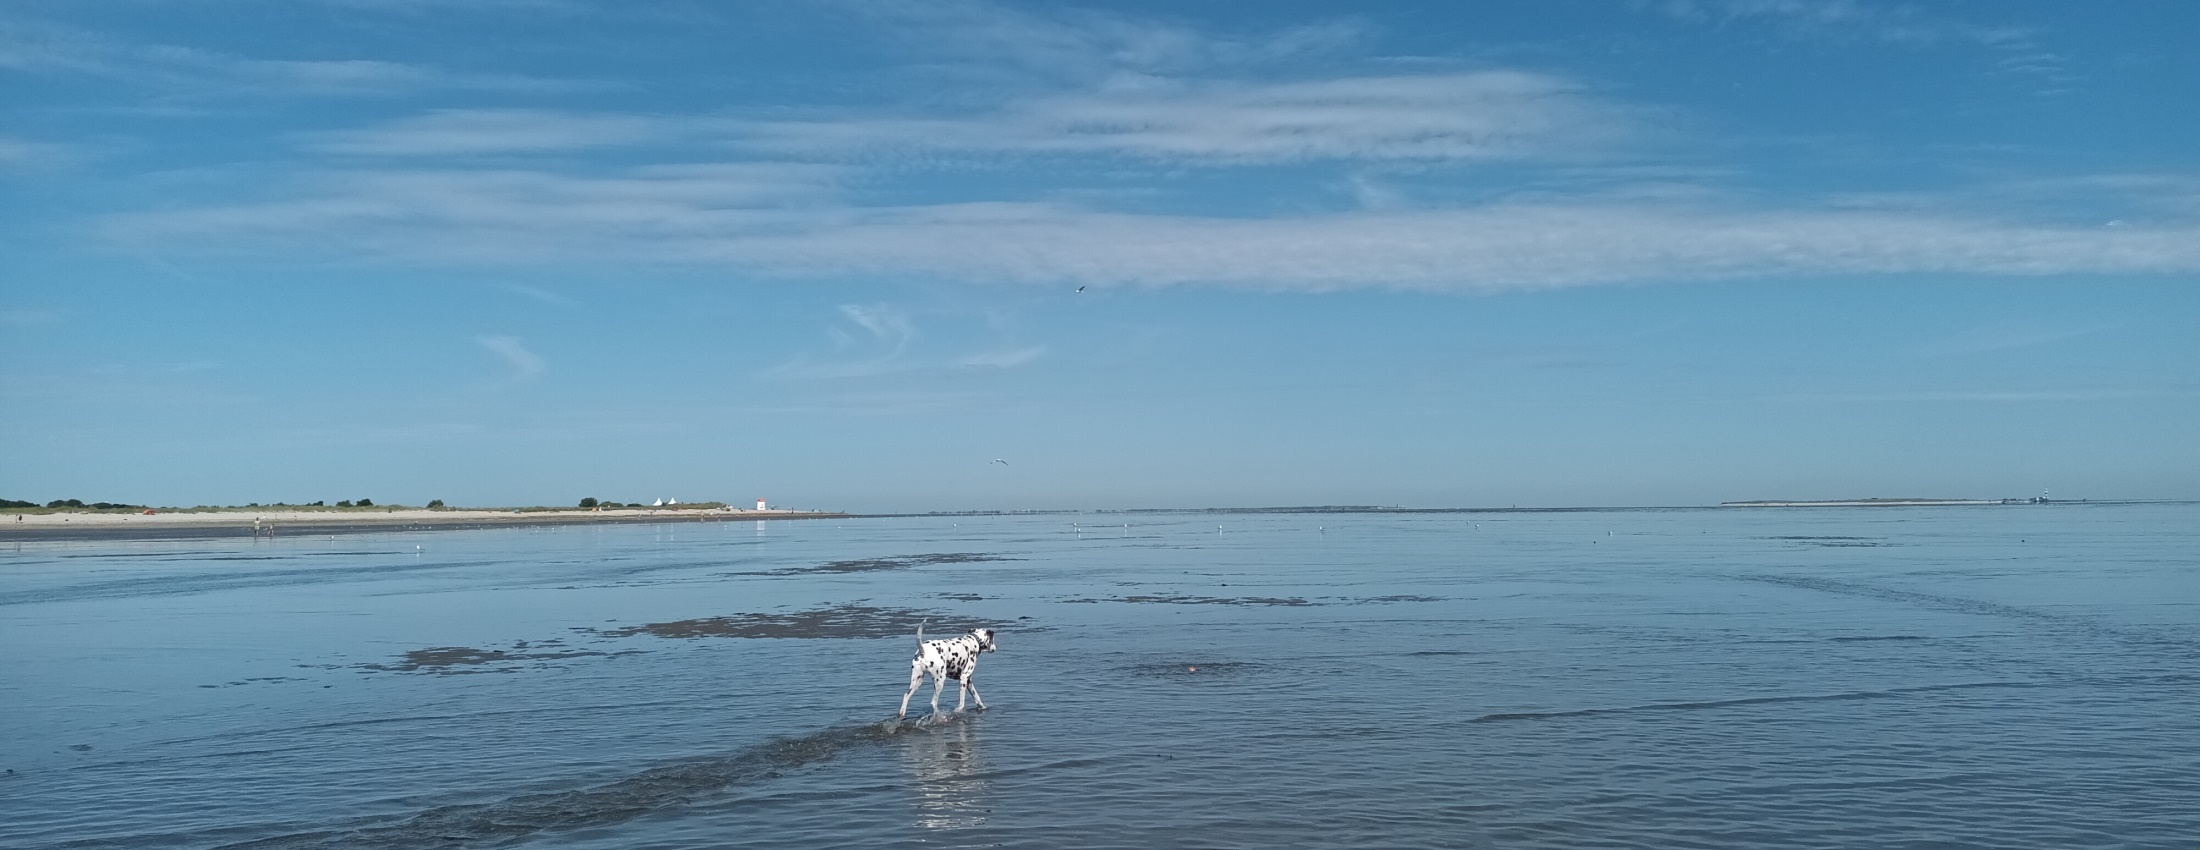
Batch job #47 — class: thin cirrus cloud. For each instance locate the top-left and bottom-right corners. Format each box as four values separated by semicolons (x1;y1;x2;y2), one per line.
741;71;1630;164
1926;322;2110;356
305;110;669;156
70;0;2199;293
767;304;1043;379
1646;0;2072;86
0;19;598;96
301;70;1626;164
837;303;916;353
958;346;1046;369
843;0;1370;81
475;334;546;379
1650;0;2026;46
106;169;2200;293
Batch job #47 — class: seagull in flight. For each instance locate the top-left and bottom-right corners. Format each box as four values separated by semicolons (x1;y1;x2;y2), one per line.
1075;286;1085;293
992;458;1009;465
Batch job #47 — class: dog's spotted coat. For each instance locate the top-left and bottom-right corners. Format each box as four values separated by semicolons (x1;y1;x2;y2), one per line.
899;624;997;718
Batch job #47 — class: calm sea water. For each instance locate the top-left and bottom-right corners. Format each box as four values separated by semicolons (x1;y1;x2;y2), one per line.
3;505;2196;849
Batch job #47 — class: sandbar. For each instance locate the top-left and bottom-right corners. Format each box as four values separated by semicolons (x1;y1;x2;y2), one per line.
0;507;845;542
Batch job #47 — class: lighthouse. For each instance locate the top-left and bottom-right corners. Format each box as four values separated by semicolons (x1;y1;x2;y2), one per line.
756;498;768;511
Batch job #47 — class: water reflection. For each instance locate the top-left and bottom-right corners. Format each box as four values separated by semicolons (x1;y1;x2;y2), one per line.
899;716;990;830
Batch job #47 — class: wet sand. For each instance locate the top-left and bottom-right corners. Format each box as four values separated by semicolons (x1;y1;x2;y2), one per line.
596;605;973;640
0;508;845;542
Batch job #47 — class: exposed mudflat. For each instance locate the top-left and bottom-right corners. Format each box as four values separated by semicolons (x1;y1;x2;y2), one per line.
752;553;1017;576
593;605;959;640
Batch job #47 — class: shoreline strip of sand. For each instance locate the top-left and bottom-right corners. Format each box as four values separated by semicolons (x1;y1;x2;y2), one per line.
0;508;844;542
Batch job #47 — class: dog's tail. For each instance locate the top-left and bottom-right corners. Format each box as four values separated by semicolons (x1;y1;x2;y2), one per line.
916;618;927;647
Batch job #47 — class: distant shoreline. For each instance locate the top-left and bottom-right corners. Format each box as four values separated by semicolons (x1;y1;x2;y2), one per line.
1722;498;2037;507
0;507;845;542
6;500;2187;543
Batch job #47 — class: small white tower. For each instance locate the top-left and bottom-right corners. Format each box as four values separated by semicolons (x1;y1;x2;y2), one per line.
756;498;768;511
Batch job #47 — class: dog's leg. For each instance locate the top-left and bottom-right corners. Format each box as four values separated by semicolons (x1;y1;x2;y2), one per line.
953;677;968;712
929;671;946;715
899;662;924;718
965;677;985;710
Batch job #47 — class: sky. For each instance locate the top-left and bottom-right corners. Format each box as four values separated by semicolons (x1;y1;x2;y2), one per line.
2;0;2195;511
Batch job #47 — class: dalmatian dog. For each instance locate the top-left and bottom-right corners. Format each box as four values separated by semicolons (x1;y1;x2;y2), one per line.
899;622;997;719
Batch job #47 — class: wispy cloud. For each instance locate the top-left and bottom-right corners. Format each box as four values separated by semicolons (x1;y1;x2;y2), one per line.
475;334;545;379
846;0;1369;82
0;135;69;169
837;303;915;352
1649;0;2024;47
0;19;600;96
743;71;1630;164
766;305;1047;380
1927;322;2109;356
1645;0;2074;87
765;304;917;380
106;172;2200;292
501;283;573;306
957;346;1046;368
1773;388;2187;404
61;1;2199;293
307;110;667;156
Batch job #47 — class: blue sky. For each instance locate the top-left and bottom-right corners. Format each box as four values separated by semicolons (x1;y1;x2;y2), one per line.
3;0;2195;510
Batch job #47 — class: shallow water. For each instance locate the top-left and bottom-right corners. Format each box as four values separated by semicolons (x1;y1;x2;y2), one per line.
3;505;2196;849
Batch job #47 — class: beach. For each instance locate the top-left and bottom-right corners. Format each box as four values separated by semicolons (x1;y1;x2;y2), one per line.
0;508;844;542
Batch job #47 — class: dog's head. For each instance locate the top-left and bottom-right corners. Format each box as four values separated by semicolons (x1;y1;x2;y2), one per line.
972;628;997;653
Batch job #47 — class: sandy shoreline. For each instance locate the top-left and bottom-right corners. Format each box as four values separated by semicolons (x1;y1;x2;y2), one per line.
0;508;845;542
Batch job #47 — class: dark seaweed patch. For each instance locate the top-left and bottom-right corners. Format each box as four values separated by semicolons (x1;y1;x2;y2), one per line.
1065;594;1314;607
753;553;1017;576
208;717;972;850
360;645;623;674
197;676;308;689
1469;680;2029;723
595;605;961;639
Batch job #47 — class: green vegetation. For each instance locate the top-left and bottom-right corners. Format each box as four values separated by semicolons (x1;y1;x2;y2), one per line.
427;499;445;509
2;498;149;513
579;497;598;508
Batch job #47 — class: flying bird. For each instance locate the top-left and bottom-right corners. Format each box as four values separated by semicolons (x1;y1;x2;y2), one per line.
1075;286;1085;293
992;458;1009;465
